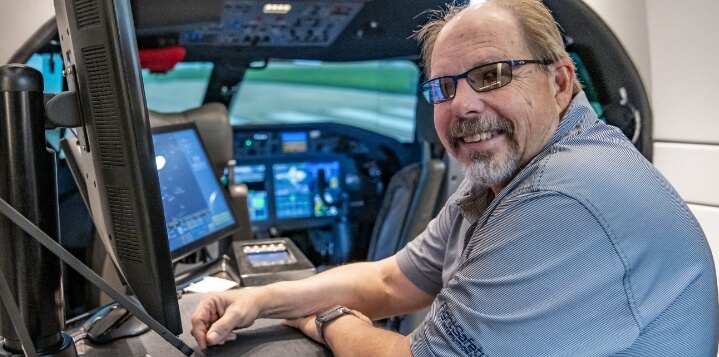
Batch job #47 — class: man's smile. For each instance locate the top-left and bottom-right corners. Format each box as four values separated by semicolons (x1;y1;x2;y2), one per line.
462;130;501;143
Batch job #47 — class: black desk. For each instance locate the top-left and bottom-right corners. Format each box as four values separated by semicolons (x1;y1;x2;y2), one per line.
67;292;332;356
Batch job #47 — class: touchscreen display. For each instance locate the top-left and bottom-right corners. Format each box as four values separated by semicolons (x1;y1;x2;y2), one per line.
153;127;236;255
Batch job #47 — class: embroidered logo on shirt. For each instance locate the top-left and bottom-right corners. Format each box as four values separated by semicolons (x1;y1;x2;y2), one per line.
438;302;487;357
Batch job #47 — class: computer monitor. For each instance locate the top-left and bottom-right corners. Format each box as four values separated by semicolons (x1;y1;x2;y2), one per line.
152;123;238;260
54;0;182;335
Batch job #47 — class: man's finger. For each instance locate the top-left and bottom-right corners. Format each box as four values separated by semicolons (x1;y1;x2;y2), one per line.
206;311;241;345
191;325;208;350
190;302;217;350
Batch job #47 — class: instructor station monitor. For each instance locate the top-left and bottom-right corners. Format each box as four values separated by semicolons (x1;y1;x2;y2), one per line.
152;123;239;260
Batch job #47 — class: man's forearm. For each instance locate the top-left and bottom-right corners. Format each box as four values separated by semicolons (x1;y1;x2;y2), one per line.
324;314;414;357
254;257;433;320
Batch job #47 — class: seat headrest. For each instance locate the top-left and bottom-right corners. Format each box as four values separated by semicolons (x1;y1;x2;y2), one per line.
415;96;441;145
149;103;232;171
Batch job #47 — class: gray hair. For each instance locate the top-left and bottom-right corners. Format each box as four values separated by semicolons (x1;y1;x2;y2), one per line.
413;0;582;94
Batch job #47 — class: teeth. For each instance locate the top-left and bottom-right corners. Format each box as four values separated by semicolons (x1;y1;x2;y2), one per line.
463;131;498;143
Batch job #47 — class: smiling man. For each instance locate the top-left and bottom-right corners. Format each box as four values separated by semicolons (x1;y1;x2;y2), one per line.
191;1;718;355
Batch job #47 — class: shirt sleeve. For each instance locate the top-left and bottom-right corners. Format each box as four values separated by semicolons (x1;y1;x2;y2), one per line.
410;191;640;357
395;201;458;296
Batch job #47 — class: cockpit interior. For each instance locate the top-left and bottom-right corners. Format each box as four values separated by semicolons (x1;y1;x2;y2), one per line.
17;0;651;321
0;0;657;355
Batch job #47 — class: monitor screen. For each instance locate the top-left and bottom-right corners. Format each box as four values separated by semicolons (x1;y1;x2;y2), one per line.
233;164;269;221
152;124;238;260
272;161;341;219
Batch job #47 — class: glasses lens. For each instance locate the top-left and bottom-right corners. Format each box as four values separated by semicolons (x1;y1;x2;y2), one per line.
422;77;456;104
467;62;512;92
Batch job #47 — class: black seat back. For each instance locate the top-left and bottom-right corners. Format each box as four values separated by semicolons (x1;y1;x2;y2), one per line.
366;96;446;261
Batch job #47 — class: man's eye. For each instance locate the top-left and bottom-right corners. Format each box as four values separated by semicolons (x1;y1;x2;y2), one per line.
482;71;498;85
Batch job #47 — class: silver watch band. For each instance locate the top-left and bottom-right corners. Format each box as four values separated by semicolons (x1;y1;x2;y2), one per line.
315;305;356;342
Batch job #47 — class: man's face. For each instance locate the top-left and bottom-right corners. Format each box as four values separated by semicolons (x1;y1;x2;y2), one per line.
430;5;564;192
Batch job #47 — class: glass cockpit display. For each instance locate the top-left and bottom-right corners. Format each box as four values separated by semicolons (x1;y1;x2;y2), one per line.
233;164;269;221
281;131;308;153
152;126;237;258
273;161;341;219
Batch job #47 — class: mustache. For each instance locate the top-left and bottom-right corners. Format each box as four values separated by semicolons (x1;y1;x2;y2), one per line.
447;114;514;147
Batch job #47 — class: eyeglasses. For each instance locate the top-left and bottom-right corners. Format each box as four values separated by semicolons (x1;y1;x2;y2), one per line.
420;59;554;104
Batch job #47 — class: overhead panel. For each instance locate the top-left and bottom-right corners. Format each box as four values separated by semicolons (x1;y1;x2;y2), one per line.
180;0;370;47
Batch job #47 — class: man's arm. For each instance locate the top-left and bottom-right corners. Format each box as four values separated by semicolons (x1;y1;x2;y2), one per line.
191;255;434;349
283;309;414;357
261;255;433;319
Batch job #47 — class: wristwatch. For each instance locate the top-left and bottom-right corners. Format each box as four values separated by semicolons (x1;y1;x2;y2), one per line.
315;305;356;342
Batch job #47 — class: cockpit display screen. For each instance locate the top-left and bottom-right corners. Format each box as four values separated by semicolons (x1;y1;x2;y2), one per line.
281;132;308;153
272;161;341;219
234;164;269;221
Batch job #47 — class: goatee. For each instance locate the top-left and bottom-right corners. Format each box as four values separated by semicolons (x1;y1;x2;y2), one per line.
448;114;520;188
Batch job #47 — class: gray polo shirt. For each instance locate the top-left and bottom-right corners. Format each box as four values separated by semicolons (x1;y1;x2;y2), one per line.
396;92;718;356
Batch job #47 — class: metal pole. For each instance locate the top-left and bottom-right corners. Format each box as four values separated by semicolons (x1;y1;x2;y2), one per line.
0;64;75;356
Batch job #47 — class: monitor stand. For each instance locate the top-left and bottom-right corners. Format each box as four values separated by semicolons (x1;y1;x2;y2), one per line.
0;65;193;357
83;302;150;344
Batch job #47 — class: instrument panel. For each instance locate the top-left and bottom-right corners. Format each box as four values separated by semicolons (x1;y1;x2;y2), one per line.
231;153;355;231
180;0;370;47
231;122;421;242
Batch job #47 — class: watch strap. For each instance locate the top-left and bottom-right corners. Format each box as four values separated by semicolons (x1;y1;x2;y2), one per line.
315;305;356;342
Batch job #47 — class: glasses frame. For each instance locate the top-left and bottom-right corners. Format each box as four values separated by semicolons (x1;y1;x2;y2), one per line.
420;59;554;104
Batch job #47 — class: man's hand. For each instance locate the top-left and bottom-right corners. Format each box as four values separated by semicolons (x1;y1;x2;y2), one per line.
190;289;262;350
189;257;428;353
282;309;372;345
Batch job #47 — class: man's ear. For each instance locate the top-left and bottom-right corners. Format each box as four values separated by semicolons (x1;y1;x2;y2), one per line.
551;56;575;111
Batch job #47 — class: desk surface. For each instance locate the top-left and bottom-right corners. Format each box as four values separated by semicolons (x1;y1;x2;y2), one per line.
68;292;332;357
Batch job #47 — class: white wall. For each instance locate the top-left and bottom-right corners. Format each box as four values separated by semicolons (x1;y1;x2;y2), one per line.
583;0;719;272
0;1;55;64
648;0;719;146
645;0;719;270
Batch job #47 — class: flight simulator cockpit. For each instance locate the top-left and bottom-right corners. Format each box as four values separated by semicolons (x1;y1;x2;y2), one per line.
0;0;652;355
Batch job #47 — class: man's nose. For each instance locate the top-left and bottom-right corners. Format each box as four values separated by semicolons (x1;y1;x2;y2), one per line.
450;78;486;116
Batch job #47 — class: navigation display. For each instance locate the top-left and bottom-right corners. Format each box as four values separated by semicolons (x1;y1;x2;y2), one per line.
272;161;341;219
233;164;269;221
153;125;237;258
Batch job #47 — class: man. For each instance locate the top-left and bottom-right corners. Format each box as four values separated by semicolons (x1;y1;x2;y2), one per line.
191;1;719;355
